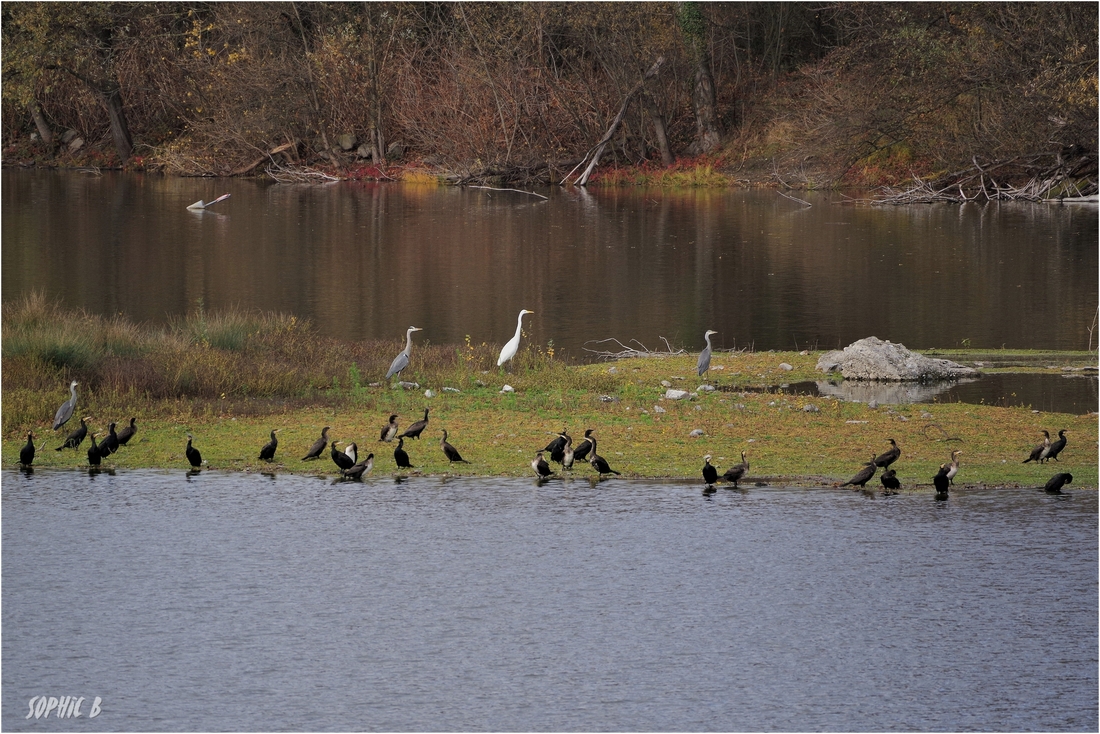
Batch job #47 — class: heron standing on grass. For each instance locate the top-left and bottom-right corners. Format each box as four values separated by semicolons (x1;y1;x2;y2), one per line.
497;310;533;368
386;327;423;380
697;330;718;380
53;380;79;430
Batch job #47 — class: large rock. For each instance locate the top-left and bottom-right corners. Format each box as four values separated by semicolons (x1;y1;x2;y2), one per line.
816;337;978;381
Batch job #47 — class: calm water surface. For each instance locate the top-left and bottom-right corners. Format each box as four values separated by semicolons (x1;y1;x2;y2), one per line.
3;469;1096;731
3;171;1097;358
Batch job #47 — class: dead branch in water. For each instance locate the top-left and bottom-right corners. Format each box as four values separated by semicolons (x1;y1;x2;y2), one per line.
871;148;1097;204
583;337;685;361
264;163;342;184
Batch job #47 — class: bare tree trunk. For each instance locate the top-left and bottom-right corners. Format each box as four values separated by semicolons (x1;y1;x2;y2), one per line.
642;92;674;166
573;57;665;186
679;2;722;155
102;81;133;161
30;103;53;145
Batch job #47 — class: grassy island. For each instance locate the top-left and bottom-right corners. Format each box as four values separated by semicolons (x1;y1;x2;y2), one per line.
3;297;1096;489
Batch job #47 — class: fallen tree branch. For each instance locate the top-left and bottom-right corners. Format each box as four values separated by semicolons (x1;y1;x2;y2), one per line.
466;186;548;200
583;336;685;361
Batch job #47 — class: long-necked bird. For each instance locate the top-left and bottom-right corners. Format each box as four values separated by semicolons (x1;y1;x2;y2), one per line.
259;429;279;461
98;422;120;457
55;416;89;451
1023;430;1050;463
440;430;470;464
87;433;101;466
697;329;718;379
723;451;750;487
573;429;595;463
53;380;79;430
946;450;961;485
588;436;620;477
840;455;877;488
386;327;422;379
331;441;355;472
873;439;901;468
185;434;203;468
933;464;950;499
344;453;374;480
702;454;718;486
116;417;138;446
497;309;533;368
19;432;35;466
379;414;399;442
399;409;429;440
302;427;330;461
394;437;413;469
1044;430;1068;462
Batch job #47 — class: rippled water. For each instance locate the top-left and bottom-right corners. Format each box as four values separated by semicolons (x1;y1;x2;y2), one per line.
3;469;1096;731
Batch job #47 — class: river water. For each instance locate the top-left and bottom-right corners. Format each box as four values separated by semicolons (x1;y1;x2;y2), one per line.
2;171;1097;358
3;469;1096;731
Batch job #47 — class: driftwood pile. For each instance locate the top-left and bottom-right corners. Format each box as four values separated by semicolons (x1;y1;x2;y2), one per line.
873;146;1097;204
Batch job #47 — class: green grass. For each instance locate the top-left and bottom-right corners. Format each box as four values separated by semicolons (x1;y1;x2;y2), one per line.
4;300;1096;487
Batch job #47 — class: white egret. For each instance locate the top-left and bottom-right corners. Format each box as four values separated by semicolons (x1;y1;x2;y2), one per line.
697;330;718;379
497;310;533;367
53;380;79;430
387;327;423;379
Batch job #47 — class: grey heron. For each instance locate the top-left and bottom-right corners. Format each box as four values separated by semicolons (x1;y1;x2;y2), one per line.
697;330;718;379
386;327;423;379
53;380;79;430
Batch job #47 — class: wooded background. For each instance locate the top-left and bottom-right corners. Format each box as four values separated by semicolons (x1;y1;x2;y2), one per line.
2;2;1096;185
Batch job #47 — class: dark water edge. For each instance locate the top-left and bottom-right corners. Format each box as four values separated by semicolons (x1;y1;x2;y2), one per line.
744;372;1097;415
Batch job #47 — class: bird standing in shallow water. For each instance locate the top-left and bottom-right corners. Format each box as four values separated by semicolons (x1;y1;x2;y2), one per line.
331;441;355;472
697;330;718;380
185;434;203;468
394;438;413;469
53;380;79;430
380;415;399;442
302;427;330;461
840;455;877;488
116;417;138;446
386;327;423;380
87;433;101;467
946;450;961;484
880;469;900;494
1044;473;1072;494
702;455;718;486
1023;430;1050;463
873;439;901;469
344;453;374;480
55;417;89;451
932;464;950;499
19;433;35;466
1044;429;1068;462
497;309;533;369
399;409;429;440
259;429;279;461
723;451;750;487
440;430;470;464
532;451;553;478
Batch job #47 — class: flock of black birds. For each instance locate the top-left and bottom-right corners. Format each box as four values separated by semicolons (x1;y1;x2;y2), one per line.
13;379;1079;496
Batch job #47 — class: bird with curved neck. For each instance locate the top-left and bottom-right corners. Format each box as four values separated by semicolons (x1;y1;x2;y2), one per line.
697;330;718;380
302;427;330;461
116;417;138;446
394;437;413;469
259;429;279;461
185;434;203;469
440;430;470;464
573;429;595;463
946;450;961;485
1023;430;1050;463
386;327;423;380
840;454;877;488
873;439;901;469
55;416;89;451
723;451;749;487
53;380;79;430
587;435;620;478
532;451;553;478
1044;429;1068;462
19;433;35;467
497;309;533;369
344;453;374;480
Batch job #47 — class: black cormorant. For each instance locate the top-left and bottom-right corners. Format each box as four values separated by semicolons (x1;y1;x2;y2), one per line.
873;439;901;468
573;429;595;463
185;434;203;468
723;451;750;487
259;429;279;461
946;450;961;485
1023;430;1050;463
1044;430;1067;462
87;433;101;466
55;417;89;451
19;433;35;466
380;415;399;442
98;422;120;457
880;469;900;494
116;417;137;446
932;464;950;499
394;438;413;469
302;427;330;460
561;435;575;470
344;453;374;480
532;451;553;478
331;441;355;472
702;455;718;486
441;430;470;464
399;409;429;440
841;455;877;488
1044;472;1073;494
588;436;620;477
